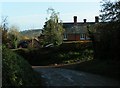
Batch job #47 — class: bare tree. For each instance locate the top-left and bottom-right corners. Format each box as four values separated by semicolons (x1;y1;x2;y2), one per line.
1;16;9;44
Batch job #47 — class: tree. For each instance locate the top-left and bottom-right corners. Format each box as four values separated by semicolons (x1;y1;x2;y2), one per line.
92;0;120;60
100;0;120;22
1;16;9;44
8;25;20;49
43;8;64;46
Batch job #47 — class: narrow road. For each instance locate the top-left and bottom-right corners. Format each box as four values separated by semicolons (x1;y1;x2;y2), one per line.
33;66;120;87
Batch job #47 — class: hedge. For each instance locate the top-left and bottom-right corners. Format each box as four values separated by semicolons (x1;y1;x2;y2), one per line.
2;46;41;87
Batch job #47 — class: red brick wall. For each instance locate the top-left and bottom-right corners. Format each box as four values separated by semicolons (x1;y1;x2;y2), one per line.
68;34;80;41
67;34;90;41
68;34;74;40
76;35;80;41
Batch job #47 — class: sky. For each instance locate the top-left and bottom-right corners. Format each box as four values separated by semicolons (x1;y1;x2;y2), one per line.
1;0;102;31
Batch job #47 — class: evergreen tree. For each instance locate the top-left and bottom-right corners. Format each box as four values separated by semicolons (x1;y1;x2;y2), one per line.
43;8;64;46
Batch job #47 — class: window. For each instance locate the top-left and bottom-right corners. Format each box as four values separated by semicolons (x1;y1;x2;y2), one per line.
63;33;67;40
86;36;90;40
80;34;85;40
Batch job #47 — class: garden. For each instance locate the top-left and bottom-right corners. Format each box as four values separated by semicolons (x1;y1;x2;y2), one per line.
14;41;93;66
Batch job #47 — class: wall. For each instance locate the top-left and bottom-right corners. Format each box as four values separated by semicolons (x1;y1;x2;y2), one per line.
67;34;80;41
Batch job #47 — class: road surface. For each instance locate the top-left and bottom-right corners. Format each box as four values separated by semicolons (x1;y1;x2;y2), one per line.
33;66;120;87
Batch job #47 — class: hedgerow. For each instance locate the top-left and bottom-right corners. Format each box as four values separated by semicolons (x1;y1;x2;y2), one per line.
2;45;40;87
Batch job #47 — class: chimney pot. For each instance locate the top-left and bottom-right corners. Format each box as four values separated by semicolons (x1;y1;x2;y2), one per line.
74;16;77;24
83;19;87;23
95;16;99;23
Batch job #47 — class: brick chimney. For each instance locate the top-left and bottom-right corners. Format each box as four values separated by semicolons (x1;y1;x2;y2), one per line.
74;16;77;24
95;16;99;23
83;19;87;23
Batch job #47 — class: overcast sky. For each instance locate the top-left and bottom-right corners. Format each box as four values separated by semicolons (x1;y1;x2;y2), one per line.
1;0;103;31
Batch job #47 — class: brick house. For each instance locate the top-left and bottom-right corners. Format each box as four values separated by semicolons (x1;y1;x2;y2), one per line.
63;16;99;41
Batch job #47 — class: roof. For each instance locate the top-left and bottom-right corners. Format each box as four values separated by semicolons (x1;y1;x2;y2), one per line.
63;22;96;34
63;22;95;27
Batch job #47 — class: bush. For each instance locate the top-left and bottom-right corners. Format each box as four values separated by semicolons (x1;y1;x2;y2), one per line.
2;46;40;87
94;23;120;60
59;41;93;52
14;42;93;66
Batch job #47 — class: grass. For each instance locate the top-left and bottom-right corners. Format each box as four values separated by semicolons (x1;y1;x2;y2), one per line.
56;59;120;81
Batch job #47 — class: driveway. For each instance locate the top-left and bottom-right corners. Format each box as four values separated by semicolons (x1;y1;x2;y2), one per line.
33;66;120;87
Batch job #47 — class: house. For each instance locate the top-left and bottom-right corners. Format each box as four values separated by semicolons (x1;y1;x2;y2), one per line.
18;38;40;48
63;16;99;41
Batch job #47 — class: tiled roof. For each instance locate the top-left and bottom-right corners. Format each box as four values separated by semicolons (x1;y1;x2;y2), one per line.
63;22;95;34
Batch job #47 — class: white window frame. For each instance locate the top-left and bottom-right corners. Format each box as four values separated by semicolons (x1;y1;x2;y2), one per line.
63;33;67;40
80;34;85;40
86;36;90;40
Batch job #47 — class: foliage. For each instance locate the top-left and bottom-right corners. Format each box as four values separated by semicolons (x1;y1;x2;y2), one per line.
93;0;120;60
86;0;120;60
0;16;9;44
2;46;40;87
14;42;93;66
1;16;8;31
59;41;93;51
93;22;120;60
56;42;93;64
21;36;30;40
20;29;42;39
1;28;8;45
53;49;93;64
87;21;120;60
43;8;64;46
0;16;20;49
7;25;20;49
100;0;120;22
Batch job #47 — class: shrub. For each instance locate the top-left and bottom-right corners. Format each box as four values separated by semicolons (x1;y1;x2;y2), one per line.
59;41;93;52
2;45;40;87
14;42;93;66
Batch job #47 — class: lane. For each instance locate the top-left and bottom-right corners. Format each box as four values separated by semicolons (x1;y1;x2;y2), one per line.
33;67;120;87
